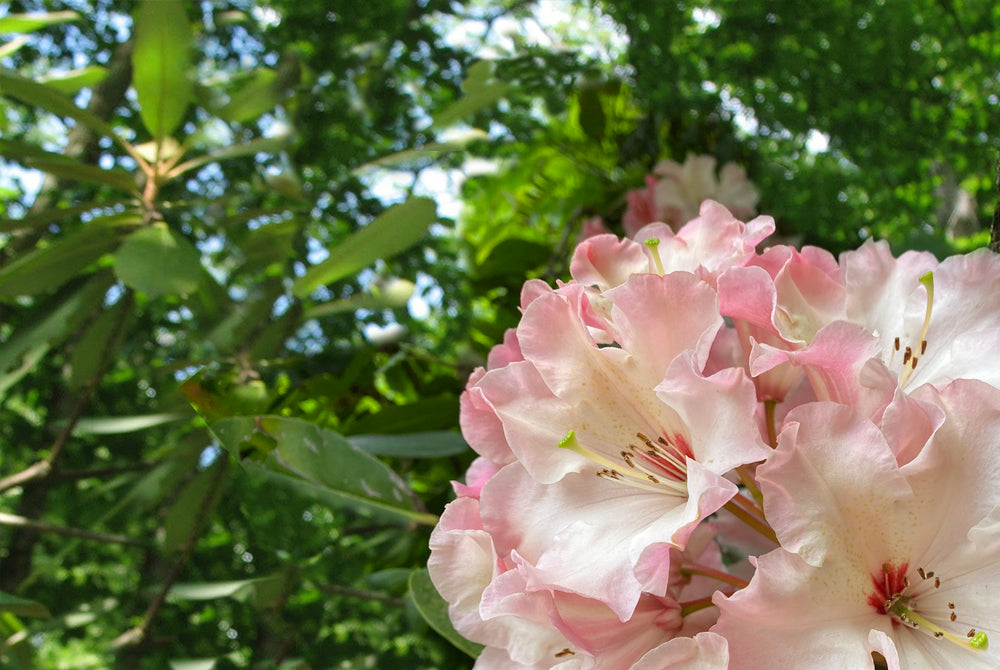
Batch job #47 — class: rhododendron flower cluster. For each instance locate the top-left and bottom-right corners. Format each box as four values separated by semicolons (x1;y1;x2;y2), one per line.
429;199;1000;669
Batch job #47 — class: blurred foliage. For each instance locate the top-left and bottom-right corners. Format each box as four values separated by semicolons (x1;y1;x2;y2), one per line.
0;0;997;668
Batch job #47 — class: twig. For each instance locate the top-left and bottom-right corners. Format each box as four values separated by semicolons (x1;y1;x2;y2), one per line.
111;459;229;650
0;512;149;547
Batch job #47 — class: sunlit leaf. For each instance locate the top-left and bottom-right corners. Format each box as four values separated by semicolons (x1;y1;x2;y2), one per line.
72;413;189;436
408;569;482;658
131;0;193;140
36;65;108;94
432;60;510;129
211;415;437;525
168;573;286;608
114;223;206;298
0;11;78;34
293;196;437;297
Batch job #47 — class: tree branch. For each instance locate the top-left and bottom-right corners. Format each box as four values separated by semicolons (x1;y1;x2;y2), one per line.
0;512;149;547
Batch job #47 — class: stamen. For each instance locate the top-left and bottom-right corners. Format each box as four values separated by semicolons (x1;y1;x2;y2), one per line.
899;272;934;388
561;430;688;496
644;238;665;275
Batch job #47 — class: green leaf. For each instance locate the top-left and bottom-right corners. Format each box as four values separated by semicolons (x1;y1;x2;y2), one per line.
168;573;285;608
0;220;128;299
432;60;509;129
0;35;30;58
0;139;134;191
131;0;193;140
19;156;136;192
305;278;415;318
349;431;470;458
408;569;482;658
163;464;223;553
69;301;131;388
72;412;188;436
0;274;111;376
0;200;133;233
211;415;437;525
114;223;206;298
0;67;125;151
169;134;292;178
36;66;109;94
0;591;50;619
169;661;216;670
215;68;280;123
348;394;459;435
293;197;437;297
0;11;79;34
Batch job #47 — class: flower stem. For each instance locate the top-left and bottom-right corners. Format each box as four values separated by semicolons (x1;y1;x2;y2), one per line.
679;596;716;617
723;499;778;545
680;563;749;589
764;399;778;448
736;465;764;507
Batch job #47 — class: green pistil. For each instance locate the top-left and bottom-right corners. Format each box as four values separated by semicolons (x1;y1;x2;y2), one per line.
644;238;665;275
887;597;988;652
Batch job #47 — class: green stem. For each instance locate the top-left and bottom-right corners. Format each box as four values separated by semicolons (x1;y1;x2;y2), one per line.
680;564;749;589
679;596;716;617
723;499;778;545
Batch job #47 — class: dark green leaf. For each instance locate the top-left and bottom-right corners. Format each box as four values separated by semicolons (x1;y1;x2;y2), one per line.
0;274;111;377
408;569;482;658
0;591;50;619
211;416;437;525
163;464;223;553
347;394;459;435
349;431;470;458
293;197;437;297
68;301;131;388
0;221;127;298
131;0;193;140
114;223;206;297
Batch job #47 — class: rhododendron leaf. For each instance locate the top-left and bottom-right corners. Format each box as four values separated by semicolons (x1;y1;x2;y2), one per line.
131;0;193;140
408;568;483;659
114;223;206;298
211;416;437;525
293;197;436;297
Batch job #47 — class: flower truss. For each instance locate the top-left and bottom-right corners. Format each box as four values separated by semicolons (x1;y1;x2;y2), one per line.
429;199;1000;669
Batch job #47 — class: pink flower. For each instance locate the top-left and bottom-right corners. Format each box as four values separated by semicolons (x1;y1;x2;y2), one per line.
744;242;1000;420
571;201;774;292
430;487;736;668
714;380;1000;668
622;155;760;236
